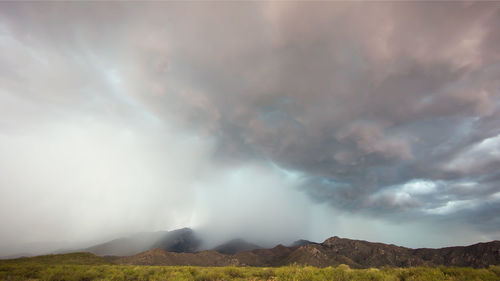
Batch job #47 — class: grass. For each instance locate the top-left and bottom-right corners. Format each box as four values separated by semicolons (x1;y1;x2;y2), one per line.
0;253;499;281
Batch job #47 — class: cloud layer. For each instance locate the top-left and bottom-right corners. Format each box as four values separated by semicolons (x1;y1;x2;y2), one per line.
0;2;499;254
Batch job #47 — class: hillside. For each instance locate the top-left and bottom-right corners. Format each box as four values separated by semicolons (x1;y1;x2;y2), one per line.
115;248;234;266
0;252;110;265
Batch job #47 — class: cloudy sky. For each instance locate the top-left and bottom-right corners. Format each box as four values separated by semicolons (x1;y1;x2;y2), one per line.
1;2;499;255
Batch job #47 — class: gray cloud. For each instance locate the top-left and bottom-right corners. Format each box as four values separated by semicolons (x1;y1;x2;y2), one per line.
0;2;499;254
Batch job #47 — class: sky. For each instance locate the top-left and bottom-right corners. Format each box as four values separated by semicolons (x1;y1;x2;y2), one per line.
1;2;500;256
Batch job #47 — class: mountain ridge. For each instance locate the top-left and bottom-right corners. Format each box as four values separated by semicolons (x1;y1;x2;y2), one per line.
5;228;499;268
113;235;500;268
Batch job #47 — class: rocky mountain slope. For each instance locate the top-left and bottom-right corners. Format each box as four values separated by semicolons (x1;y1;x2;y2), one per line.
113;236;500;268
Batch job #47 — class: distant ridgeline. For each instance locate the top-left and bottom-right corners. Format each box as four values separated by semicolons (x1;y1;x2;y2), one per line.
65;227;500;268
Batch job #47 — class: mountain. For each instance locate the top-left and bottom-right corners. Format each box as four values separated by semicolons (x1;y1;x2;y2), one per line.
112;236;500;268
213;239;262;254
82;228;200;256
306;236;500;268
150;228;200;253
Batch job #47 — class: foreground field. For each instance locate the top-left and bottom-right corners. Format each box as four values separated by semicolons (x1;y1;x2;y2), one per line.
0;253;499;281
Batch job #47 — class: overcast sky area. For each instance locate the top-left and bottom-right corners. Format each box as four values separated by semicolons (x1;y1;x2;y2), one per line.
1;2;500;256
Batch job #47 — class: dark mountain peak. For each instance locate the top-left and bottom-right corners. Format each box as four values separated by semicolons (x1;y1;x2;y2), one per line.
81;227;200;256
290;239;316;247
151;227;200;253
322;236;348;246
272;244;287;250
213;238;261;255
170;227;193;234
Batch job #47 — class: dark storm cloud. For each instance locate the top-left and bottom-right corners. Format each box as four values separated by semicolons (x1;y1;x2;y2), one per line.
137;2;500;224
1;1;500;251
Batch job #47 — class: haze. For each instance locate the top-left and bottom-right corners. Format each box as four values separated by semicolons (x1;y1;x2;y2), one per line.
1;2;499;257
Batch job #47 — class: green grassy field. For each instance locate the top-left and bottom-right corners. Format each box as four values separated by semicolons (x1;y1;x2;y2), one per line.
1;253;499;281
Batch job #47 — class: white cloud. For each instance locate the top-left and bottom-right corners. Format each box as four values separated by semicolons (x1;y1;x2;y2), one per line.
443;134;500;174
425;199;479;215
402;180;437;195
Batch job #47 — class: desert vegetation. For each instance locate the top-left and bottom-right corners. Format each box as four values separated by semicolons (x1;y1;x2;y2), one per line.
1;253;499;281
